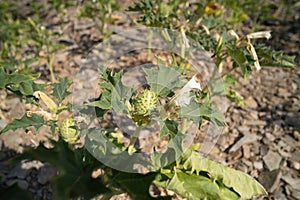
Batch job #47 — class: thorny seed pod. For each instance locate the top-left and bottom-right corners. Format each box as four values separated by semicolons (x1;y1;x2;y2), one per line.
131;89;158;126
133;89;158;116
59;118;79;144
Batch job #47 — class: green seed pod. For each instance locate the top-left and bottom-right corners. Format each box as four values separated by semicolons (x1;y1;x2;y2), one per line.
59;118;79;144
133;89;158;116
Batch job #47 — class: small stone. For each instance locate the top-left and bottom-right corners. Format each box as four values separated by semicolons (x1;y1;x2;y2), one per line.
260;146;269;156
265;132;276;142
253;161;264;170
243;120;267;126
285;116;300;129
289;160;300;170
263;150;282;171
242;145;251;159
229;133;258;153
281;174;300;192
237;126;250;134
258;169;281;193
6;179;18;187
8;163;30;179
0;119;8;130
37;164;56;185
17;180;29;190
293;131;300;140
245;97;258;109
278;88;291;97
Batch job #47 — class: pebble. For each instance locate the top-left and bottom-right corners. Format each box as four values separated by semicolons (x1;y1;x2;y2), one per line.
229;133;258;153
242;145;251;159
17;180;29;190
263;150;282;171
245;97;258;109
0;119;8;130
258;169;281;193
7;163;30;179
37;164;57;185
243;120;267;126
253;161;264;170
289;160;300;170
265;132;276;142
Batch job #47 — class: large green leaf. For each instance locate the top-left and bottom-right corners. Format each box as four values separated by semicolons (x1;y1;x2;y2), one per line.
144;60;184;97
227;45;253;78
0;113;44;134
86;90;112;110
255;45;295;70
52;77;72;103
0;68;42;96
155;169;239;200
182;150;267;199
180;100;226;126
165;170;221;200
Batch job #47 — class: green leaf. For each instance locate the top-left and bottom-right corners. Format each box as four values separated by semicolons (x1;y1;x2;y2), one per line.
19;80;34;95
182;150;267;199
180;100;226;126
227;45;253;77
52;77;72;103
162;170;221;200
144;60;184;97
160;119;178;138
111;81;133;113
87;90;112;110
255;45;295;70
0;113;45;134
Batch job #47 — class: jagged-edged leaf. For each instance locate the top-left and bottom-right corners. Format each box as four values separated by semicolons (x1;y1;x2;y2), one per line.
87;90;112;110
0;68;43;96
99;68;123;87
111;81;133;113
182;150;267;199
180;100;225;126
13;140;111;200
144;60;184;97
85;128;150;172
255;45;295;70
0;68;34;88
0;113;44;134
52;77;72;103
227;45;253;77
160;119;178;138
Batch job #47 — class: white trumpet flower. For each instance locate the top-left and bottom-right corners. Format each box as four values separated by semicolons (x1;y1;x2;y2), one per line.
247;31;271;40
174;74;202;107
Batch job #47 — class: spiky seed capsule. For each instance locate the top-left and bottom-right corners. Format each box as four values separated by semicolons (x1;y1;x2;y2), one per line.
131;89;158;126
59;118;79;144
134;89;158;116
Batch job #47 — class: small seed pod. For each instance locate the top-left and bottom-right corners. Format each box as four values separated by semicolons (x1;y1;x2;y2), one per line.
59;118;79;144
133;89;158;116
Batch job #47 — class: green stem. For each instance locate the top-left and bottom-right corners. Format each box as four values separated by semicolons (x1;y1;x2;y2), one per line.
48;55;56;83
128;126;142;154
180;118;188;134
